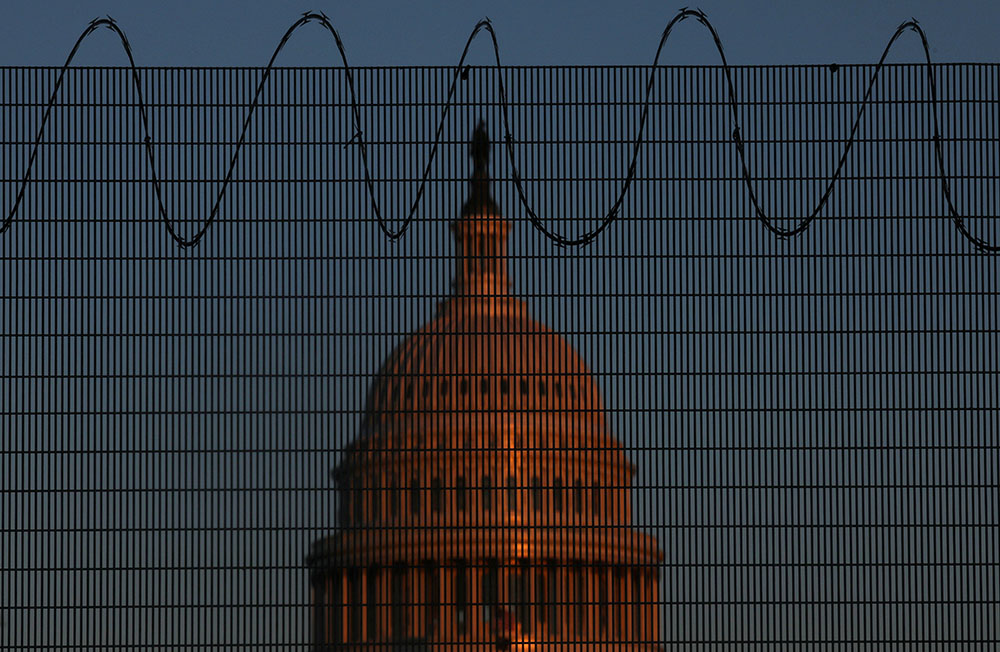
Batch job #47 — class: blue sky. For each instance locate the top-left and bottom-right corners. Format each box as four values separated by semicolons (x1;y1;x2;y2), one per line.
1;0;999;68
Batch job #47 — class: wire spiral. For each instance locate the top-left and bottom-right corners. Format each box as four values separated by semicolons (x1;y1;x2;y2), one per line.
0;9;996;251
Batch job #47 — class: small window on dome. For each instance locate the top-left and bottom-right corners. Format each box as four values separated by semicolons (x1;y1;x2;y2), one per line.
410;478;420;514
422;381;431;398
520;379;529;395
440;380;450;395
404;384;413;400
480;378;489;395
499;378;509;394
456;476;467;511
569;383;577;400
539;381;547;396
431;477;443;513
481;476;492;511
459;379;469;395
390;476;400;517
553;477;563;513
531;476;542;512
554;382;562;398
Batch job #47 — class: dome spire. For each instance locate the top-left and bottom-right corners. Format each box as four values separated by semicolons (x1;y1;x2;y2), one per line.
449;120;513;301
461;119;500;218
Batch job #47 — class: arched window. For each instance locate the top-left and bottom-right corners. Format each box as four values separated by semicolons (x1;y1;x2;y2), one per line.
591;480;601;516
390;475;400;518
573;480;584;515
456;476;467;511
506;475;517;512
531;476;542;512
553;477;563;513
409;478;420;515
371;477;381;522
431;477;443;513
481;476;492;511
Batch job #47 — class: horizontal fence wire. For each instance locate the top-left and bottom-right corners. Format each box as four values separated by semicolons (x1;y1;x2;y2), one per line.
1;62;998;651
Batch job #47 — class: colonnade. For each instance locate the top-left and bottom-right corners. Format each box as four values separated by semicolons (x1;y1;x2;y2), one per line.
311;558;659;647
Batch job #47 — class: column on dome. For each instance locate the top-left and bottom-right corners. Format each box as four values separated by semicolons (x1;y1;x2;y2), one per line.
439;560;455;640
358;567;368;642
611;565;628;641
571;563;586;639
522;559;535;636
366;566;380;642
412;562;426;640
425;560;441;638
533;563;546;635
455;559;471;637
558;562;571;640
340;568;351;644
468;558;485;638
377;565;391;642
585;563;597;640
597;563;610;640
390;564;406;641
546;561;560;638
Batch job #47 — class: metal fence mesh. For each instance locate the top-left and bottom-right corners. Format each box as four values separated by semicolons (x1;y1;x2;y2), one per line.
1;64;998;650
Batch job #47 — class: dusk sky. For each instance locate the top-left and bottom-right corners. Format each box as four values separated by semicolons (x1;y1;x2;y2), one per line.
2;1;997;650
2;1;1000;68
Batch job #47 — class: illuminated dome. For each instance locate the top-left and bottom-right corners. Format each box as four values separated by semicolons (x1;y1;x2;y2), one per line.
361;295;607;428
309;122;662;650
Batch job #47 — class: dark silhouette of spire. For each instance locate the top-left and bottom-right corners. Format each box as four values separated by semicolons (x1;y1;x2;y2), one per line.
448;120;512;302
461;119;500;217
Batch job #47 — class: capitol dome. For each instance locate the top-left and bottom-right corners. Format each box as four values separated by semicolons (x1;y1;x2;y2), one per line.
361;301;607;430
309;122;662;650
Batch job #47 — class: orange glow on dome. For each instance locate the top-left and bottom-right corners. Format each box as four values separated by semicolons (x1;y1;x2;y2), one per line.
308;122;662;650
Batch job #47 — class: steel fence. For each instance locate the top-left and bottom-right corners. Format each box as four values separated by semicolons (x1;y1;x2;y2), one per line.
1;63;998;650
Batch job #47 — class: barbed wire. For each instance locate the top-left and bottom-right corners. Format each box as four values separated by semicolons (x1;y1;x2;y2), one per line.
0;9;996;251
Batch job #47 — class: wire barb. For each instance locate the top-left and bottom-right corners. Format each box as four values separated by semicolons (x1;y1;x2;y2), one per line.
0;10;996;252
